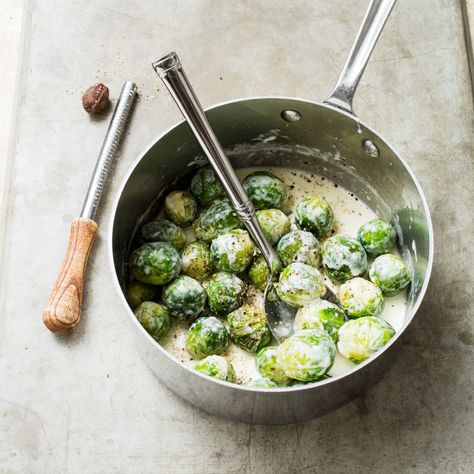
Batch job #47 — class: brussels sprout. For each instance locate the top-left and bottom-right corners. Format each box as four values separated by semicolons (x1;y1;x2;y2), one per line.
276;262;325;308
242;171;288;210
185;316;229;359
190;166;226;206
134;302;171;341
337;316;395;364
126;281;159;308
164;190;198;227
321;234;368;283
129;242;181;285
277;329;336;381
193;199;243;242
357;218;396;257
206;272;247;315
369;254;411;296
294;299;346;342
295;194;334;237
248;255;270;290
210;229;255;273
245;378;278;388
139;219;186;250
339;277;384;318
194;355;236;382
181;241;213;281
255;346;289;384
162;276;206;320
256;209;291;246
227;304;272;352
277;230;320;268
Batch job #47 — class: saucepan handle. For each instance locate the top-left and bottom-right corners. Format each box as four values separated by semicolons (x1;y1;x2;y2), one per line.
152;53;282;273
324;0;396;115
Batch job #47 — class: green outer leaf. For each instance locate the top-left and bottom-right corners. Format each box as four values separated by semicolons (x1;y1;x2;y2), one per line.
295;194;334;237
190;166;225;205
357;218;396;257
242;171;288;210
369;253;411;295
255;346;289;384
126;281;159;309
181;241;213;281
321;234;368;283
134;302;171;341
139;219;187;250
186;316;229;359
206;272;247;315
164;190;198;227
277;230;320;268
129;242;181;285
277;329;336;382
193;199;243;242
227;305;272;353
194;355;236;382
162;276;206;321
337;316;395;364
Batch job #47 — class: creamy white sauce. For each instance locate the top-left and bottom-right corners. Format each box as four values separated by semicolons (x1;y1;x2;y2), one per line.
160;166;408;383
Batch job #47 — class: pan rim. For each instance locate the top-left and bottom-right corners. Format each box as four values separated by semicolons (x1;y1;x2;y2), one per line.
108;95;434;394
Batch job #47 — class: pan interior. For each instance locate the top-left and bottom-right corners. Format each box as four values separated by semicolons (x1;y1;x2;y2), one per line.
112;97;431;333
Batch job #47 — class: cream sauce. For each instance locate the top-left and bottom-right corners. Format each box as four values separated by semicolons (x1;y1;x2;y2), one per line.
160;166;408;384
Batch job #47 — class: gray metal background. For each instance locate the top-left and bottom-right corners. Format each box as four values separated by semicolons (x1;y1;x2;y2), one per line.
0;0;473;471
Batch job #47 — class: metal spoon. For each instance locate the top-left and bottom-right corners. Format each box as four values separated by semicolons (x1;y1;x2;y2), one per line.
152;53;337;342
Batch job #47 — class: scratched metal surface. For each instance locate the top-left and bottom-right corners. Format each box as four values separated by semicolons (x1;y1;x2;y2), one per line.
0;0;473;472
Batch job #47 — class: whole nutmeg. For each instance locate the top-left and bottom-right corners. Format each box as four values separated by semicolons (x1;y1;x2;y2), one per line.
82;83;109;114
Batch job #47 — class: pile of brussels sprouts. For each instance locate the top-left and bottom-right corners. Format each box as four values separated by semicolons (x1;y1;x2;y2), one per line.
126;166;411;388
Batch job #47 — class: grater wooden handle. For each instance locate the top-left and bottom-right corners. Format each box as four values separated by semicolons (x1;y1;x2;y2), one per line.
42;217;98;332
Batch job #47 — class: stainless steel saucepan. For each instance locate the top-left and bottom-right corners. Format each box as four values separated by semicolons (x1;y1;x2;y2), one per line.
109;0;433;424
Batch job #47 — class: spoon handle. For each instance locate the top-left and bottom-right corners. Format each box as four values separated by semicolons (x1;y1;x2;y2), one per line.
153;52;281;272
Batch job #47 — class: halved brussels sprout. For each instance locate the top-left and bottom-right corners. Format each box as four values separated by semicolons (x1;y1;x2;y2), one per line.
245;378;278;388
294;299;346;342
162;276;206;321
129;242;181;285
277;329;336;381
357;218;396;257
255;346;289;384
126;281;159;309
181;241;213;281
321;234;368;283
276;262;325;308
190;166;225;206
337;316;395;364
134;302;171;341
242;171;288;210
139;219;186;250
206;272;246;315
339;277;384;318
194;355;236;382
256;209;291;246
247;255;270;290
277;230;320;268
369;254;411;296
227;304;272;353
295;194;334;237
193;199;243;242
210;229;255;273
164;190;198;227
185;316;229;359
